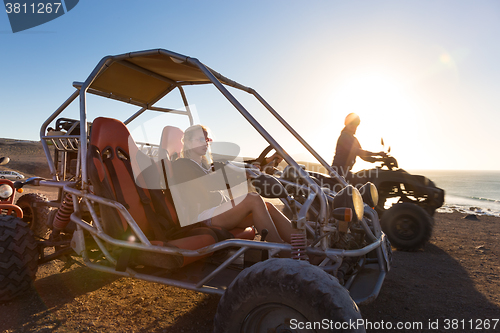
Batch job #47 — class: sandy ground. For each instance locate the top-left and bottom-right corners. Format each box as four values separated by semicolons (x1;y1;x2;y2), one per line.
1;141;499;332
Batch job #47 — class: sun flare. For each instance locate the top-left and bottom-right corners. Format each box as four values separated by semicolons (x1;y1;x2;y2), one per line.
317;73;421;170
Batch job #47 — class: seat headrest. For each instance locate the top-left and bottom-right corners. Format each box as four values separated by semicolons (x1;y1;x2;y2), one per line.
91;117;132;153
160;126;184;159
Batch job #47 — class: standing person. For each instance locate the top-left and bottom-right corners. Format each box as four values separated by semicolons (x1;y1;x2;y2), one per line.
331;113;386;182
171;125;293;243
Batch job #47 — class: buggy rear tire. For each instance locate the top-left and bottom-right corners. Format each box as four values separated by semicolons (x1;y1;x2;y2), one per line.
214;258;364;333
16;193;50;239
381;203;433;251
0;215;39;302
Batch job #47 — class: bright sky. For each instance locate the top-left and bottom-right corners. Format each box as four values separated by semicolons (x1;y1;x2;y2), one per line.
1;1;499;171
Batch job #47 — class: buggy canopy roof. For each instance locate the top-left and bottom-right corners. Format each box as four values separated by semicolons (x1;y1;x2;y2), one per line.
85;49;252;106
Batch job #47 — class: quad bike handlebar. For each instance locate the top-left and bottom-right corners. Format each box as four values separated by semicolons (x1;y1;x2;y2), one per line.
370;155;399;170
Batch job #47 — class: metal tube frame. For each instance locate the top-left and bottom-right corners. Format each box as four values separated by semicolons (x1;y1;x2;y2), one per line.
40;89;80;178
36;48;388;303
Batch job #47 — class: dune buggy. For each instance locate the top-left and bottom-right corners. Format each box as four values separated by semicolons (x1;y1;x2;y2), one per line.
0;49;392;332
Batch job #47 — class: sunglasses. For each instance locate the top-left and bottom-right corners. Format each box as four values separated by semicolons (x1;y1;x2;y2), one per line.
192;136;212;144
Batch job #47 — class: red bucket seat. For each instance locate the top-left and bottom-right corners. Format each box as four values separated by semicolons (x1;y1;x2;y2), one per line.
87;117;225;269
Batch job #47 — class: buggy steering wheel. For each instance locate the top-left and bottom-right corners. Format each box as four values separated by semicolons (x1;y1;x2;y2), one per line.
255;144;281;174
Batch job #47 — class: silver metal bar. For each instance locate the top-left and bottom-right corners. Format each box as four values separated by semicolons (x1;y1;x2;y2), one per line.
79;56;115;189
178;86;194;125
279;197;317;238
278;178;322;235
83;260;225;296
77;224;89;262
123;85;179;125
37;179;75;188
42;135;80;149
84;197;103;233
124;107;148;125
64;185;151;245
195;246;248;288
79;88;88;188
343;257;366;290
364;206;382;237
377;233;389;272
70;212;288;256
307;238;382;257
40;89;80;178
352;271;387;305
251;89;348;187
75;136;82;179
148;106;191;115
177;81;214;86
70;206;381;258
360;210;377;242
376;246;386;273
91;234;117;265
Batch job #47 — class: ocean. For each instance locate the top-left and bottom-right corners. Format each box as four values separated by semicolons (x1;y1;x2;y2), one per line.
410;170;500;217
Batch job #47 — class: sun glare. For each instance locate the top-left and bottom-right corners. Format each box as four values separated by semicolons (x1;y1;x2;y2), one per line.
319;73;421;170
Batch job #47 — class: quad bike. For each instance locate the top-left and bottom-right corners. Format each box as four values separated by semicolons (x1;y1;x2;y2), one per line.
352;143;445;250
0;157;41;301
0;49;392;332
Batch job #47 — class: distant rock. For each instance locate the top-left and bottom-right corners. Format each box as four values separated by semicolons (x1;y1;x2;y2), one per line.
463;214;479;221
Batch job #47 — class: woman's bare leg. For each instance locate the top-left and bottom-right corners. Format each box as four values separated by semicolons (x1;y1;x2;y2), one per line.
265;202;293;243
211;193;285;243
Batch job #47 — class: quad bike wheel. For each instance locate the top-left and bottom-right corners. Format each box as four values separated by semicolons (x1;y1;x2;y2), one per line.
16;193;50;239
0;215;39;302
381;203;433;251
214;258;364;333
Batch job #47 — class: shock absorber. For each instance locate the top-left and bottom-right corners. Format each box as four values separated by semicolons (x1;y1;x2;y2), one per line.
288;198;308;261
53;192;74;231
290;233;308;261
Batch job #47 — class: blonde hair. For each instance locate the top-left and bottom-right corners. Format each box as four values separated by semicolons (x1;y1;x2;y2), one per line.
181;124;211;169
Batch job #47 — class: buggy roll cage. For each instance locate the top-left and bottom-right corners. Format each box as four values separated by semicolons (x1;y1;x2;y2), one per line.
40;49;352;228
36;49;387;302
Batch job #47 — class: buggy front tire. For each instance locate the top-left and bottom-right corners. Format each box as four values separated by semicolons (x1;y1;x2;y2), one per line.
214;258;365;333
381;203;433;251
16;193;50;239
0;215;39;302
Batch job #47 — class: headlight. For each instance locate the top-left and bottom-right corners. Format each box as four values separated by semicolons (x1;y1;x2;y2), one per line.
0;184;13;199
359;182;379;208
332;185;364;222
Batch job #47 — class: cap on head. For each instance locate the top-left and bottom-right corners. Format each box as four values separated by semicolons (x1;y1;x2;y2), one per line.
344;113;360;127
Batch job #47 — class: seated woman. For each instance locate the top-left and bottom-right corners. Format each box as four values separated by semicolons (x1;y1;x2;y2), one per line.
170;125;292;243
